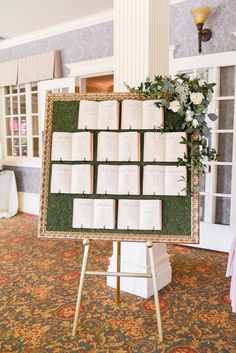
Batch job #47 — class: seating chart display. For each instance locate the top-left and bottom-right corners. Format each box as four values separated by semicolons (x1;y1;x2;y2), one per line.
39;93;199;243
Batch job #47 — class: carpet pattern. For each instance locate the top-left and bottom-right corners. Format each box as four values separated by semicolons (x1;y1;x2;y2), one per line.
0;213;236;353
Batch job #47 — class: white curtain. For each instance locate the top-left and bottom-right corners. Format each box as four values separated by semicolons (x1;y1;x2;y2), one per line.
0;59;18;86
0;50;62;87
18;50;62;84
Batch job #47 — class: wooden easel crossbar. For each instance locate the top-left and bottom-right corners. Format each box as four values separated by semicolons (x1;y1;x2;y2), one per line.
72;239;163;342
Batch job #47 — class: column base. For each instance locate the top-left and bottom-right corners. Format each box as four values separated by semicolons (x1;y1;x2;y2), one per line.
107;242;172;298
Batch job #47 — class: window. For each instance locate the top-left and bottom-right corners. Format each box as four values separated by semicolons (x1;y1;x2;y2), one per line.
3;83;40;158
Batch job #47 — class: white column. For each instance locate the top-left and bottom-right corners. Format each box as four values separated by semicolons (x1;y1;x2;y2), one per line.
114;0;169;90
107;0;172;298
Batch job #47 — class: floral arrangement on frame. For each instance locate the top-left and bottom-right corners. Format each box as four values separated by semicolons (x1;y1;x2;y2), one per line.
127;74;219;179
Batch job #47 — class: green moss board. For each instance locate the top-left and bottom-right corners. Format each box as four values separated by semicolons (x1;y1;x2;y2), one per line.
46;100;193;238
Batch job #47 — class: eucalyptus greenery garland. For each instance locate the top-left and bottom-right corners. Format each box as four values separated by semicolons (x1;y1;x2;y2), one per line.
126;73;219;174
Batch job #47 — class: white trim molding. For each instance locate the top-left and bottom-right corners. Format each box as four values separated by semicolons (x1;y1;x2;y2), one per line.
0;10;113;50
66;56;114;78
18;192;40;215
170;50;236;76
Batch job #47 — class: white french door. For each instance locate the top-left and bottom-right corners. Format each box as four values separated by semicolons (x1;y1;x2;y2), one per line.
38;77;76;159
38;77;76;131
170;51;236;252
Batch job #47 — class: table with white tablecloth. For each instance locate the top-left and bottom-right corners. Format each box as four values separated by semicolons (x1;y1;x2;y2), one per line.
226;236;236;313
0;170;18;218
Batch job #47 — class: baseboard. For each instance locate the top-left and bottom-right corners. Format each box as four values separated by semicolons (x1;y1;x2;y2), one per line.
18;192;40;215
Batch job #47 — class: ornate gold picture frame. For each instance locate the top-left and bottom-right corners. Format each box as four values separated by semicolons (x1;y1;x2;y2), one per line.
38;93;199;243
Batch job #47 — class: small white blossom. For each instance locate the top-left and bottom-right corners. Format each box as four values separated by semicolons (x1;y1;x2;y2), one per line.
186;116;193;122
207;90;213;102
186;109;194;117
199;80;205;87
192;119;199;128
186;108;194;122
190;92;204;105
169;100;181;113
176;84;189;104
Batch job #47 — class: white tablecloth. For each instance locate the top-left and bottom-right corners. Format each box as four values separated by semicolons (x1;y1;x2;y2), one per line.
0;170;18;218
226;236;236;313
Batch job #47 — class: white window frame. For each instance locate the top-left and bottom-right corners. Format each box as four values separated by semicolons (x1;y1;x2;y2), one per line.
1;83;41;168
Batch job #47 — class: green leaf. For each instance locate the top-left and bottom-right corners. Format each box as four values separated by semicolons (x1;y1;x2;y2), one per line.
208;113;218;121
185;127;194;133
196;114;205;123
202;125;211;137
161;99;170;108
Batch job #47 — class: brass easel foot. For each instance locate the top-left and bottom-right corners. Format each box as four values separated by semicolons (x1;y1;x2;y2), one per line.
72;238;90;337
146;241;163;342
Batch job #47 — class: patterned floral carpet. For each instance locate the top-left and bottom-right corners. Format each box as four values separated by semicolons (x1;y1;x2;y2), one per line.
0;213;236;353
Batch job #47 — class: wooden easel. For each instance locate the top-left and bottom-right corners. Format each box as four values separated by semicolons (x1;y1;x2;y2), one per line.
72;239;163;342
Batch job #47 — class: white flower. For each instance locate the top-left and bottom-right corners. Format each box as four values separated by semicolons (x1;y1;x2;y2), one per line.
169;100;181;113
192;119;199;128
186;108;194;122
176;84;189;104
199;80;205;87
207;90;213;102
190;92;204;105
186;116;193;122
186;109;194;117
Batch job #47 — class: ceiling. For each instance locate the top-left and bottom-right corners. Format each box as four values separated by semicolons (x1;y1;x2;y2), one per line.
0;0;113;38
0;0;180;39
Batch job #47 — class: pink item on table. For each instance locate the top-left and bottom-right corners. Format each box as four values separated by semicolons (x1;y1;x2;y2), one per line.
226;236;236;313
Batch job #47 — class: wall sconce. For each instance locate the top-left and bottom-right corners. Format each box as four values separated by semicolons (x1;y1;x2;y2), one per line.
190;6;212;54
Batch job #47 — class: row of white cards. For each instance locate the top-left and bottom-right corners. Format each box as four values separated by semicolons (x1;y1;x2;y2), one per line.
50;164;187;196
78;99;163;130
51;131;187;162
72;199;162;230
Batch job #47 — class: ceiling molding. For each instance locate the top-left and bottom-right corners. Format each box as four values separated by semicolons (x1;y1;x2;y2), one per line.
0;10;113;51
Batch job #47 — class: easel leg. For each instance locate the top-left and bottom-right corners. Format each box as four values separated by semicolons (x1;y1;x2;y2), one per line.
146;241;163;342
115;241;121;304
72;239;90;337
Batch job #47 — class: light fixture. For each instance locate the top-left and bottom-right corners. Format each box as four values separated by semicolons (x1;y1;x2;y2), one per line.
190;6;212;54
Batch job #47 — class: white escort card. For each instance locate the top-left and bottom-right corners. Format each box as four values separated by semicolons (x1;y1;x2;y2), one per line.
118;200;162;230
121;100;163;129
144;132;187;162
78;100;119;130
51;132;93;161
97;131;140;161
143;165;187;196
50;164;93;194
73;198;115;229
97;165;140;195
